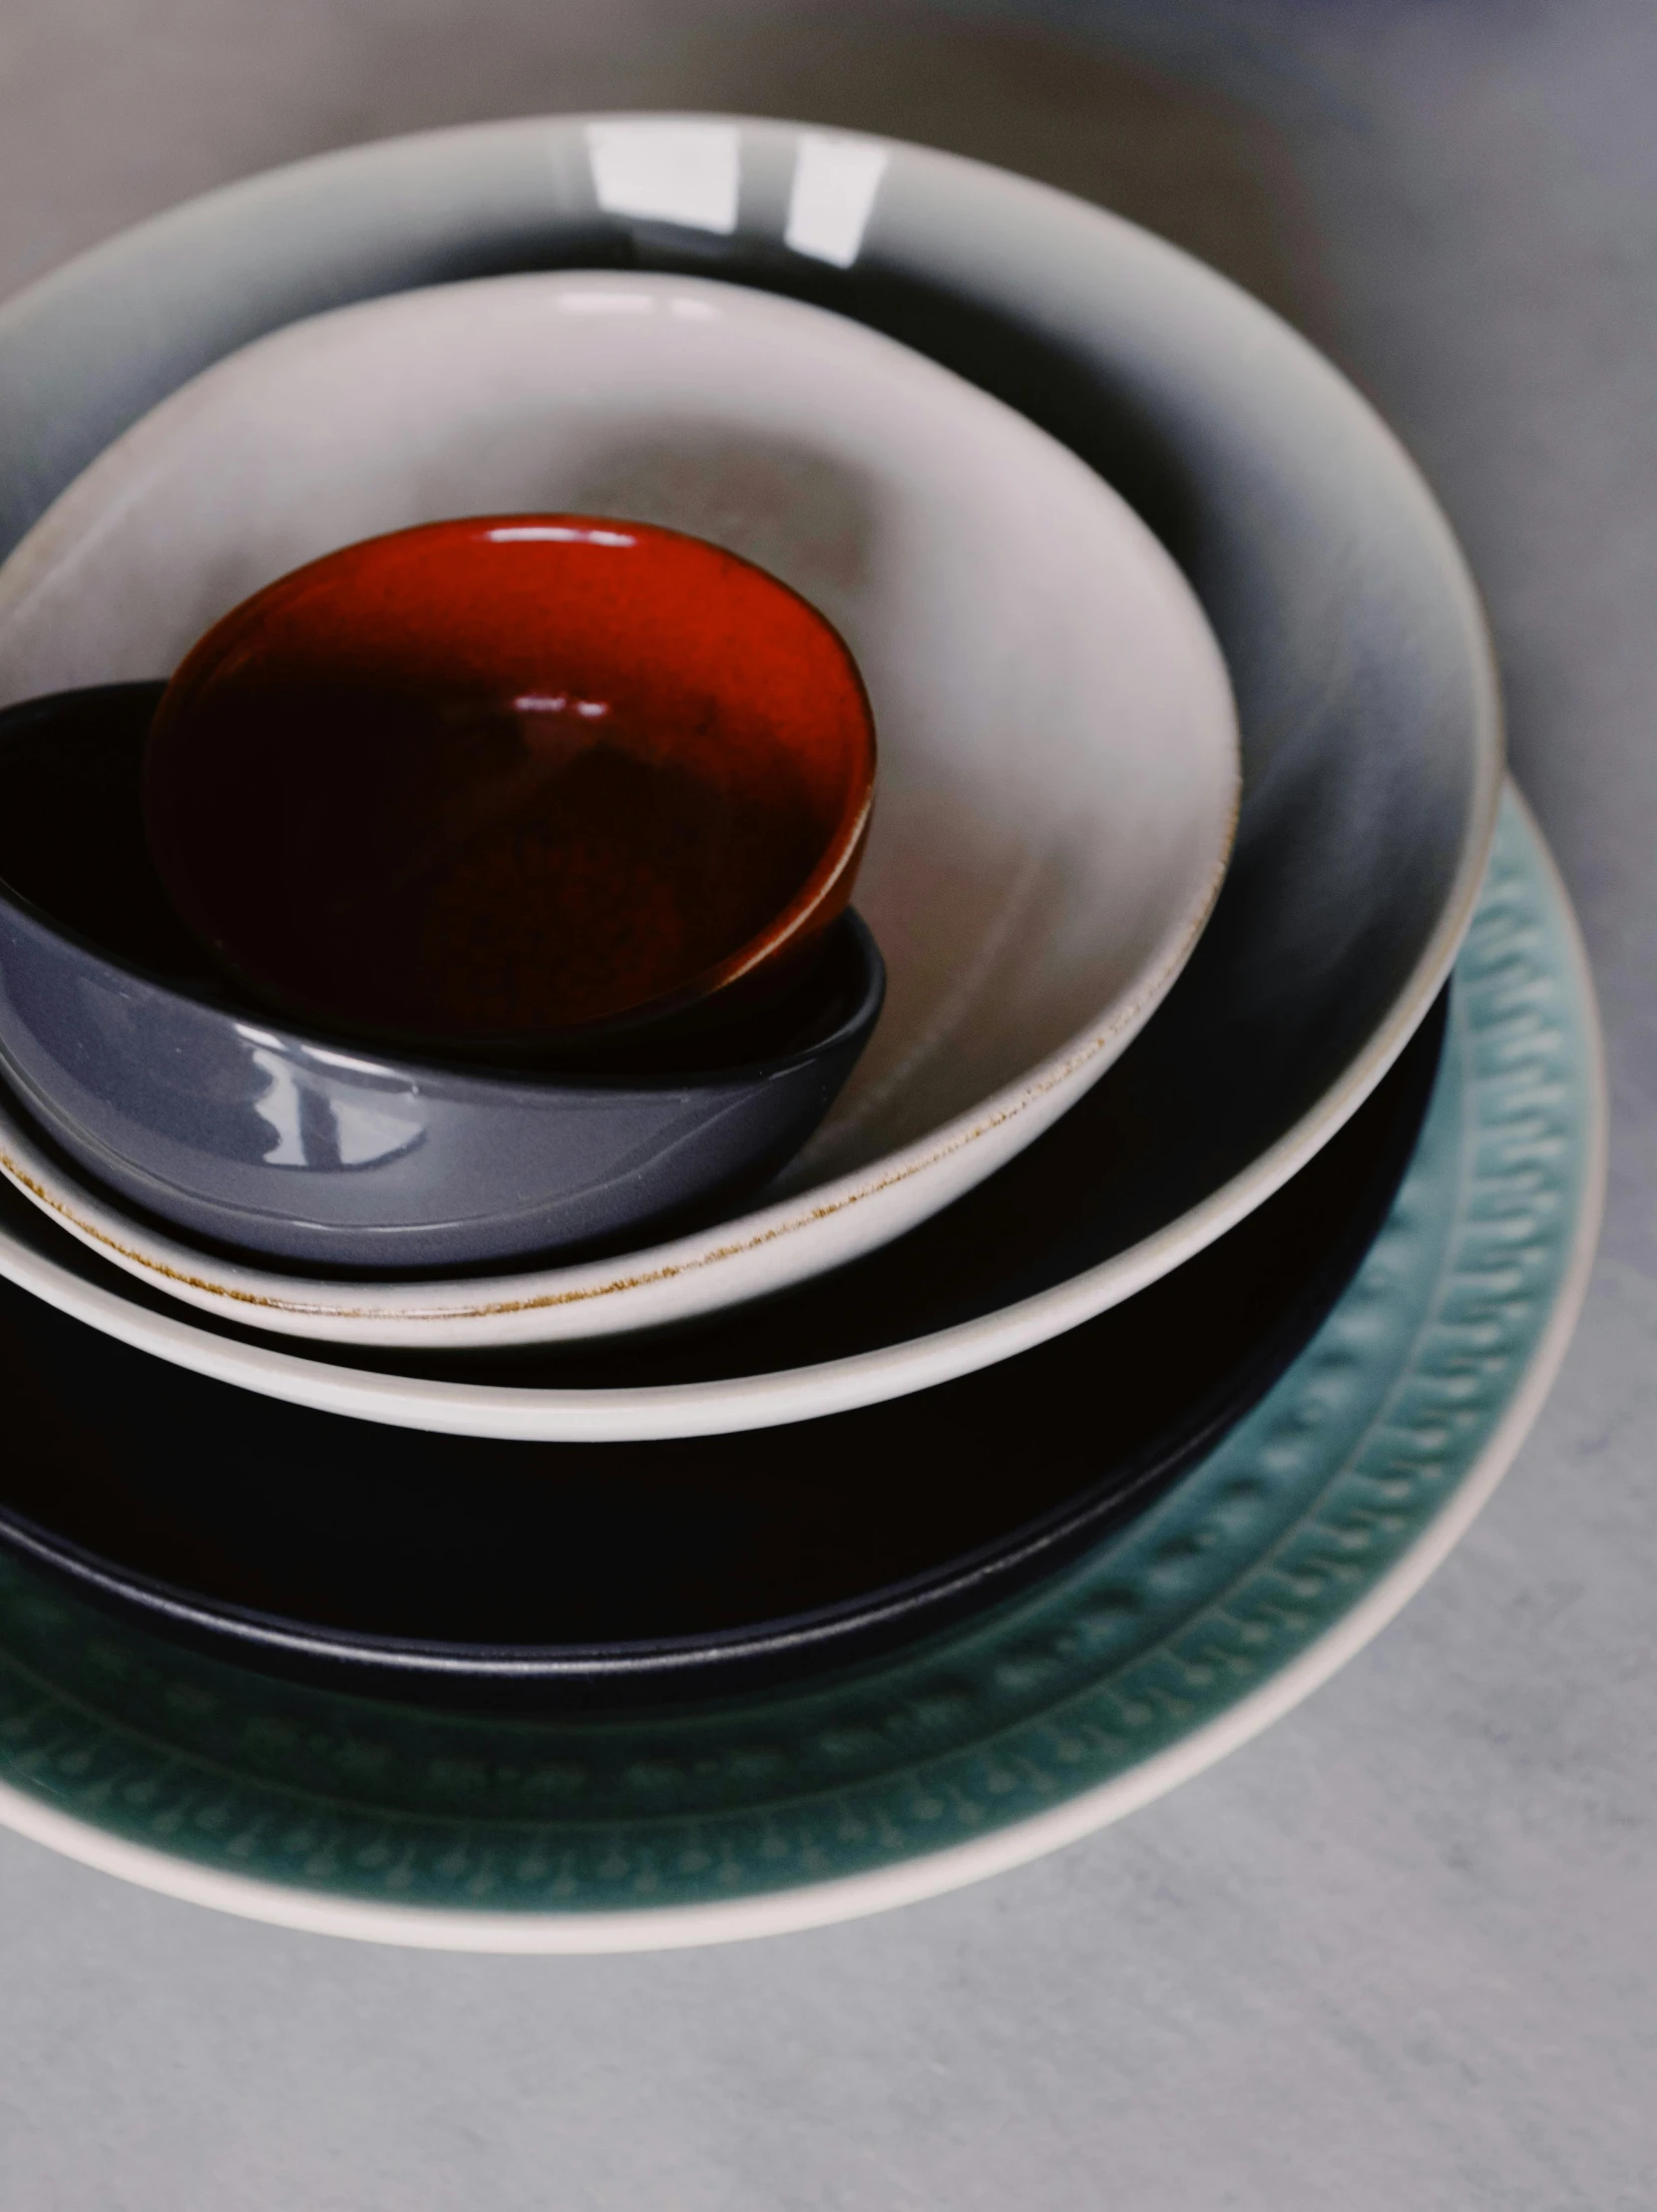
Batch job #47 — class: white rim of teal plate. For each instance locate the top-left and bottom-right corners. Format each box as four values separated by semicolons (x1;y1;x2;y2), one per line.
0;787;1603;1950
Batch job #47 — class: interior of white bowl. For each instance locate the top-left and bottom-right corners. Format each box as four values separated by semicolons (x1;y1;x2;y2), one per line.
0;269;1237;1192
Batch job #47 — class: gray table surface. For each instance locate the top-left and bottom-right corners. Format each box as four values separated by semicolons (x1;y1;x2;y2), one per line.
1;3;1652;2205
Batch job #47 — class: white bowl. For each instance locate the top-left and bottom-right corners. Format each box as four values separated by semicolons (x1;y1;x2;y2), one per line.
0;115;1500;1415
0;268;1238;1343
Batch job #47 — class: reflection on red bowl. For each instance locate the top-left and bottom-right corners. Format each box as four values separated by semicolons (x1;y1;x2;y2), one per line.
144;515;877;1059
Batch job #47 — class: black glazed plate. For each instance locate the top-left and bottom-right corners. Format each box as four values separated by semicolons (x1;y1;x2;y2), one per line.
0;995;1446;1707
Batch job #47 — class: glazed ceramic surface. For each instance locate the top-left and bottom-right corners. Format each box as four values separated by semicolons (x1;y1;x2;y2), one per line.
0;118;1496;1351
0;999;1443;1702
146;515;878;1053
0;792;1601;1948
0;266;1237;1311
0;685;885;1268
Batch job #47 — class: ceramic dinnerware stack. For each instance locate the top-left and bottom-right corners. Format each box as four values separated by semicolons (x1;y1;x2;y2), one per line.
0;117;1599;1951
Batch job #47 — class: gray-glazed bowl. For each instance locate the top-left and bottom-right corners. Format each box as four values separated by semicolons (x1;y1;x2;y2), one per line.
0;683;884;1270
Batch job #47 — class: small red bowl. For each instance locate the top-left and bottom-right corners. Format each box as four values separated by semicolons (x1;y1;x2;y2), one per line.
143;516;876;1059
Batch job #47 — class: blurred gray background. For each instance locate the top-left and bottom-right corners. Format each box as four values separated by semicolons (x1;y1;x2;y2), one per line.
1;3;1653;2205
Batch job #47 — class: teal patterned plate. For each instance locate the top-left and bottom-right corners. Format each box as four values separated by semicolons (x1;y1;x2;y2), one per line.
0;789;1602;1950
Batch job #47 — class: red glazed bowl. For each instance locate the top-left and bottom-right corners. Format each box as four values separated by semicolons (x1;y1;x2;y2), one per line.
143;516;877;1059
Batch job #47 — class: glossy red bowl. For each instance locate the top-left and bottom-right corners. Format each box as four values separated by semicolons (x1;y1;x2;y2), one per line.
143;516;876;1059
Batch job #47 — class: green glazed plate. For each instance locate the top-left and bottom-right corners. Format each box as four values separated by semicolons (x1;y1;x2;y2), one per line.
0;788;1603;1951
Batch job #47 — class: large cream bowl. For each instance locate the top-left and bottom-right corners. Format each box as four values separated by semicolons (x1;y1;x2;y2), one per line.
0;115;1499;1421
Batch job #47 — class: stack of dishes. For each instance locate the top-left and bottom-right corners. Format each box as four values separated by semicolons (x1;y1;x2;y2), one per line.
0;115;1601;1951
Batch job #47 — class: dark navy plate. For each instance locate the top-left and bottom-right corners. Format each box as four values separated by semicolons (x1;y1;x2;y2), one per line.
0;994;1445;1707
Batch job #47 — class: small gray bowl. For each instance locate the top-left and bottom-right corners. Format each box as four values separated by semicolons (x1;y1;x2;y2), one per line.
0;683;884;1271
